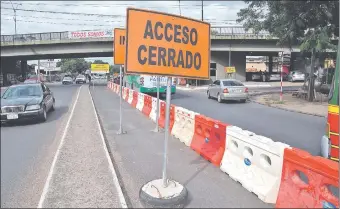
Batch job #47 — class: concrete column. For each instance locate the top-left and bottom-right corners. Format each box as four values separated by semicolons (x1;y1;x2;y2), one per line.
21;60;28;79
268;56;273;73
211;51;247;82
0;58;17;86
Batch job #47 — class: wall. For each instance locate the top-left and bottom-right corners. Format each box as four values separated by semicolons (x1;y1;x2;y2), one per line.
211;51;247;82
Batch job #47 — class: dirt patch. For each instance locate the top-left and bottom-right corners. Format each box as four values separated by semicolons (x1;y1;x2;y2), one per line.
252;92;328;117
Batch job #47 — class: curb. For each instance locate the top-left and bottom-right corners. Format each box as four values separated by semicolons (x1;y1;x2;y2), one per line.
249;98;326;118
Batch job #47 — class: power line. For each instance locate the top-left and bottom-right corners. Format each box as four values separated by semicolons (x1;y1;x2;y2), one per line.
1;13;125;23
1;7;124;17
0;12;238;24
2;18;119;27
1;1;221;8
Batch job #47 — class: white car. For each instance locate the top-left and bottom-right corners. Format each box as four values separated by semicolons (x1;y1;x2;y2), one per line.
62;76;73;85
75;75;86;84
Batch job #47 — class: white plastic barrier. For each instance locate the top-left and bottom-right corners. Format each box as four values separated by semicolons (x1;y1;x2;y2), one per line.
122;87;128;100
136;93;145;111
115;85;120;94
128;89;134;104
150;97;158;122
171;106;197;146
220;126;290;204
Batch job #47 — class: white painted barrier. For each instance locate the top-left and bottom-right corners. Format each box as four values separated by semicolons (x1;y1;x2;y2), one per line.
171;106;197;146
122;87;128;100
128;89;133;104
150;97;158;122
220;126;290;204
136;93;145;111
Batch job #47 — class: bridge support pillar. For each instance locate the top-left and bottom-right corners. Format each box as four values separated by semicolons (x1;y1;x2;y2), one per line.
268;56;273;73
21;60;28;79
0;58;17;86
211;51;247;82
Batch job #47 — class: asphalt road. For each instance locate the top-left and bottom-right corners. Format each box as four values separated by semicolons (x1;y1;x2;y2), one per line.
1;84;80;208
91;86;272;208
171;89;326;156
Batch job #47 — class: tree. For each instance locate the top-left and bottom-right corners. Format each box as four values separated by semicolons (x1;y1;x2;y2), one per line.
237;0;339;101
57;58;89;74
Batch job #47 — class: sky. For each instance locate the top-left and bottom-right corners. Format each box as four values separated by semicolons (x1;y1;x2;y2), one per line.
1;1;248;65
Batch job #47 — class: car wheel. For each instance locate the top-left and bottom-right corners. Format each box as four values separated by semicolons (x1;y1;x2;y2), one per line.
240;99;246;103
40;106;47;122
207;91;211;99
217;94;223;103
50;99;55;111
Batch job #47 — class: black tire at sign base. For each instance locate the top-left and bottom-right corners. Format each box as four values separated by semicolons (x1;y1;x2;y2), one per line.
139;180;188;208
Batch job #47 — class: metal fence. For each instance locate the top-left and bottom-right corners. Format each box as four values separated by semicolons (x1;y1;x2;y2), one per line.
1;26;274;45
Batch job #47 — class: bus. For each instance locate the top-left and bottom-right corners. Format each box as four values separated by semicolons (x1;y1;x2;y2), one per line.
320;49;339;162
125;75;176;98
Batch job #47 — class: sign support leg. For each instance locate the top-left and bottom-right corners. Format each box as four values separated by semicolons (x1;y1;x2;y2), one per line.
117;65;126;135
152;76;161;133
140;77;187;208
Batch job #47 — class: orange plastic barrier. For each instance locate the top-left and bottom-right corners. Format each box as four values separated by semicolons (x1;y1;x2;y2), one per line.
131;91;138;108
190;115;228;166
158;102;175;132
276;148;339;208
142;95;152;117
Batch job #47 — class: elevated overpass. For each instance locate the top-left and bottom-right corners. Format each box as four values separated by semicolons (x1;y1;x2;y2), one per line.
1;26;335;81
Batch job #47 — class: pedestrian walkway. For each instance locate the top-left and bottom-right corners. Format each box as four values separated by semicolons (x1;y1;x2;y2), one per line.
40;86;122;208
90;86;273;208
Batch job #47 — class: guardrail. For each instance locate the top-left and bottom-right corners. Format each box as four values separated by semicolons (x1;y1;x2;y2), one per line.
1;26;275;45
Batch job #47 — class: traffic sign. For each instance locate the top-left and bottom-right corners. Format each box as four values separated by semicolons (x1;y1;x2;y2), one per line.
114;28;126;65
125;8;211;79
225;66;236;73
91;64;109;73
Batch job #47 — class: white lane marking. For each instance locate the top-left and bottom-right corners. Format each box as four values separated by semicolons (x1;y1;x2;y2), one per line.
88;87;128;208
37;86;82;208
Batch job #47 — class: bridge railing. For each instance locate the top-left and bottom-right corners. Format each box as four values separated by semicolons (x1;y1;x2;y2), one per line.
1;26;275;45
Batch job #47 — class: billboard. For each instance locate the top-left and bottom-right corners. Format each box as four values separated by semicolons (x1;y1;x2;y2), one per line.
91;64;109;73
125;8;211;79
68;30;113;39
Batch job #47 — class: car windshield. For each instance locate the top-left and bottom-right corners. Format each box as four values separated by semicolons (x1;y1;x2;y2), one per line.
77;75;85;78
2;85;42;99
222;80;244;86
64;77;72;80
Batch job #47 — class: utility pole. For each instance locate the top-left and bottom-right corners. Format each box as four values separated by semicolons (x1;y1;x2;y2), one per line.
9;1;21;35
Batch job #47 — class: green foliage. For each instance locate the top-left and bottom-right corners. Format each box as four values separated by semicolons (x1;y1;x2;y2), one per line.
237;1;339;52
56;58;120;74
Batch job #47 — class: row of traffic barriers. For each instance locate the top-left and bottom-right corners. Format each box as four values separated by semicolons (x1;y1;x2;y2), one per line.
107;82;339;208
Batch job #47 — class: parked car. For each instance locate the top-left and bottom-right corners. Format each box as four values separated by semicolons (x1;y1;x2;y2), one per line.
207;79;249;103
1;83;55;123
75;74;86;84
62;76;73;85
288;71;305;82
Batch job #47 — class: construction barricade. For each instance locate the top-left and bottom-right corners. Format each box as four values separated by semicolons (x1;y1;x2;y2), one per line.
116;85;120;94
127;89;133;104
136;93;145;111
150;97;160;122
275;148;339;208
122;87;127;100
158;102;175;131
171;107;197;147
131;91;138;108
142;95;153;117
114;84;117;93
220;126;290;204
124;88;130;102
190;115;227;166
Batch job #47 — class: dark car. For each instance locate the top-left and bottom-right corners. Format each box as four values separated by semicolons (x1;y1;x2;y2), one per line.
1;83;55;123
